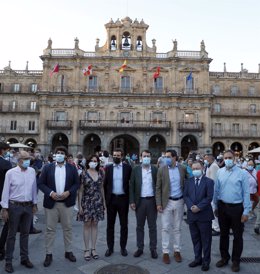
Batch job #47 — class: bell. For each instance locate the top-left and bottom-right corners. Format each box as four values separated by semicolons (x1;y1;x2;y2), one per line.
111;39;116;46
137;40;141;46
123;37;130;47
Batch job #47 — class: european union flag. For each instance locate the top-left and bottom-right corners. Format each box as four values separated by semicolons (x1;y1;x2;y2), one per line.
187;71;192;81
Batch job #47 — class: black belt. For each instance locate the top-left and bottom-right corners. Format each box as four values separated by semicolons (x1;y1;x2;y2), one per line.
140;196;155;200
219;200;242;207
9;200;33;207
169;196;183;201
112;193;126;197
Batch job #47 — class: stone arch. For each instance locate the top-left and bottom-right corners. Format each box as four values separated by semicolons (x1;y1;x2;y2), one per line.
110;134;139;157
148;134;166;164
24;138;37;149
212;142;225;157
181;135;198;159
51;133;69;152
248;142;259;151
83;133;101;157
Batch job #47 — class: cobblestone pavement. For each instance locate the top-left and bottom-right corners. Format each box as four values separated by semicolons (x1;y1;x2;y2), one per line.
1;193;260;274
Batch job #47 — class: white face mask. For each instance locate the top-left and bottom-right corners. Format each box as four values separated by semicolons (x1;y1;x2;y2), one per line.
89;161;98;169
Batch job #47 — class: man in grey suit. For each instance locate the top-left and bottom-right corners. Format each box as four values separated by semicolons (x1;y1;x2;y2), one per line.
130;150;158;259
156;149;189;264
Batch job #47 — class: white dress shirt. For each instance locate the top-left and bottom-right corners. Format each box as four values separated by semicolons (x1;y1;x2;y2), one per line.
141;166;154;197
55;163;66;195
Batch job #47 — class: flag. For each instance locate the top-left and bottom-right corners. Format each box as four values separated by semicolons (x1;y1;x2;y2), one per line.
83;65;93;76
153;66;161;82
187;71;193;81
119;60;127;73
50;63;59;77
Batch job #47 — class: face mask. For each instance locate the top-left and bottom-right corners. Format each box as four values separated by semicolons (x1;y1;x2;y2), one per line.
35;152;40;157
192;170;202;178
4;151;10;158
224;159;234;168
245;158;249;161
196;156;200;160
113;157;121;164
56;154;65;163
247;166;254;171
204;160;209;166
22;159;30;169
89;161;97;169
142;157;151;165
165;158;172;166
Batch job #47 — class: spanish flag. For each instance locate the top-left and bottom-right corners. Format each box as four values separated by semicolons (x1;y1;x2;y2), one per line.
153;66;160;82
119;60;127;73
50;63;59;77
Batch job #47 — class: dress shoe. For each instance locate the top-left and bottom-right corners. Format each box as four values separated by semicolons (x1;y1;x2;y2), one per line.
162;253;170;264
151;249;158;259
133;249;143;257
212;229;220;236
201;264;210;271
30;228;42;234
65;252;76;262
121;248;128;256
5;263;14;273
173;251;182;262
254;227;260;234
21;259;34;268
231;261;240;272
216;258;229;267
189;260;202;267
105;248;113;257
43;254;53;267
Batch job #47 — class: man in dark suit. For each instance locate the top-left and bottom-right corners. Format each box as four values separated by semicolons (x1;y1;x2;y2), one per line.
184;161;214;272
38;146;79;267
130;150;158;259
104;149;132;257
0;142;12;261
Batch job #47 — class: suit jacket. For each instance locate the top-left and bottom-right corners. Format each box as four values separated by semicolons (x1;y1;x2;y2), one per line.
0;157;12;198
183;175;214;223
129;164;157;208
205;161;219;182
38;162;79;209
104;162;132;205
156;164;188;210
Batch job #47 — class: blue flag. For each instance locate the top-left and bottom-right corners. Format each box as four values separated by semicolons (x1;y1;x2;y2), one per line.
187;71;192;81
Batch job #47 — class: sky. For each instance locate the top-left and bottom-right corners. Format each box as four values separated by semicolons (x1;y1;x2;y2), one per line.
1;0;260;72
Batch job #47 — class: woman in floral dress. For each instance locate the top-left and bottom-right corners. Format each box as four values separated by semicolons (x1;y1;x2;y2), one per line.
77;154;105;260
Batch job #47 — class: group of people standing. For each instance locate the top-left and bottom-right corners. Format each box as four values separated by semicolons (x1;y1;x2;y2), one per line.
0;142;254;273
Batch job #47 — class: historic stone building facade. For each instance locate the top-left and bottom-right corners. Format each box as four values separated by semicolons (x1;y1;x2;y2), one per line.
1;17;260;160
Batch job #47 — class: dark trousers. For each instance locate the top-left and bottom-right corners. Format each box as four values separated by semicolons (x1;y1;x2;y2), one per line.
189;221;212;264
218;201;244;263
5;203;33;263
106;195;129;250
136;197;157;251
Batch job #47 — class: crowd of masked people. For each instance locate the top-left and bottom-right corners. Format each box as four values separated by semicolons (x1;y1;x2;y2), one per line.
0;141;259;273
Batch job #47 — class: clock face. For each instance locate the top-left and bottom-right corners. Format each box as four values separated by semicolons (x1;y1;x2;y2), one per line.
123;51;130;57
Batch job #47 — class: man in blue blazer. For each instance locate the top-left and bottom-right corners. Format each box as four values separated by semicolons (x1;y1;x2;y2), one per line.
184;161;214;272
103;149;132;257
38;146;79;267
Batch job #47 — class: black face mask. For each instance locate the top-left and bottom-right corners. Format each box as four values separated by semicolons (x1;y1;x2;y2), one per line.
113;157;121;164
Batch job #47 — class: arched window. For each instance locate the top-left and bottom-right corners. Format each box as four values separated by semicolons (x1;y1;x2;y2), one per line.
214;103;221;113
136;36;142;51
230;85;239;96
110;35;117;50
122;32;131;50
212;84;220;95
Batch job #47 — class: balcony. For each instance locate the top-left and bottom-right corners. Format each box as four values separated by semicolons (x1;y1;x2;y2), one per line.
211;109;260;117
177;122;204;132
212;129;259;138
47;120;72;129
79;120;171;131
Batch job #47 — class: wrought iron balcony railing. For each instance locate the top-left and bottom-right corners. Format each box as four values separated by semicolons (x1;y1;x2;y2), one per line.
177;122;204;132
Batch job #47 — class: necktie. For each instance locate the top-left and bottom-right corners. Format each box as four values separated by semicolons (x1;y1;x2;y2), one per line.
195;178;199;195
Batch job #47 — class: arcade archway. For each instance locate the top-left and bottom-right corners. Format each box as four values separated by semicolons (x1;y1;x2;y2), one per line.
83;134;101;157
212;142;225;157
148;134;166;164
7;138;18;144
110;134;139;157
25;138;37;149
181;135;198;159
248;142;259;151
51;133;69;152
230;142;243;156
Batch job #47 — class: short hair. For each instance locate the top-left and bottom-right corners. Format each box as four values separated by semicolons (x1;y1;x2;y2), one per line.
0;142;10;151
55;146;68;156
192;161;204;168
141;149;151;156
166;149;177;158
224;149;235;156
103;150;109;157
86;154;100;171
67;154;74;158
35;148;41;152
113;148;123;156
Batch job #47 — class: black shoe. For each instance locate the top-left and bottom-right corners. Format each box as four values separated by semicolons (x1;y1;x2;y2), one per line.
5;263;14;273
254;227;260;234
43;254;53;267
105;248;113;257
151;249;158;259
30;228;42;234
121;248;128;256
212;229;220;236
65;252;76;262
133;249;143;257
216;258;229;267
0;250;5;261
21;259;34;268
231;261;240;272
201;264;210;271
189;260;202;267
